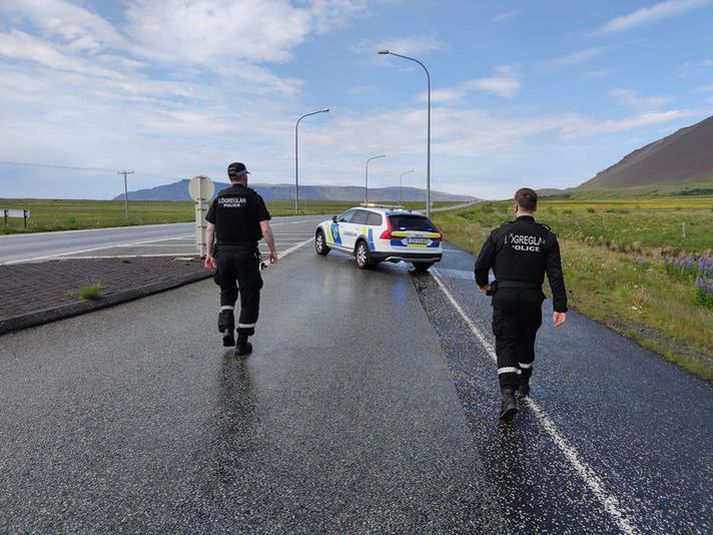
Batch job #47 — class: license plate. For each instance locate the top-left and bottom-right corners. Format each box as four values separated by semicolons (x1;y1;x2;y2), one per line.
407;238;428;245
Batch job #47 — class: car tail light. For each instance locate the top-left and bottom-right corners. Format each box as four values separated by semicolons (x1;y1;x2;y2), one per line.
379;216;393;239
430;220;443;240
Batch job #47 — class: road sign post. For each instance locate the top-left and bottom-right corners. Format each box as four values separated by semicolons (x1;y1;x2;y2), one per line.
188;175;214;257
1;208;30;228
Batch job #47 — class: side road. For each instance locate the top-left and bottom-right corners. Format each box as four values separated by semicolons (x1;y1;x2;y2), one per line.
0;217;321;335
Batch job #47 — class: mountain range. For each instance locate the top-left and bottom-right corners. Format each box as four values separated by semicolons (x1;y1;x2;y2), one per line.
114;181;477;203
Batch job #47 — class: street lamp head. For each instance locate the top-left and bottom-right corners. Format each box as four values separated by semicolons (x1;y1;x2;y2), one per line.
323;108;330;113
378;49;390;55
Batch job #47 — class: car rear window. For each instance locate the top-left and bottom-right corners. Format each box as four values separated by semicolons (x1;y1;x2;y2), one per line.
389;215;436;232
366;212;383;226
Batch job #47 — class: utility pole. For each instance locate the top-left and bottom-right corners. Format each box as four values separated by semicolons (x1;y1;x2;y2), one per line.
117;170;135;219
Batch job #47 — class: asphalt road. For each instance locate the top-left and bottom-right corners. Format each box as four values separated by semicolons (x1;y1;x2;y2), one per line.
0;215;321;264
0;235;710;533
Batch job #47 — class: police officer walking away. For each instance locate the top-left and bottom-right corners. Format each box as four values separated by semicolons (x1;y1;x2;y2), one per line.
204;162;278;356
474;188;567;420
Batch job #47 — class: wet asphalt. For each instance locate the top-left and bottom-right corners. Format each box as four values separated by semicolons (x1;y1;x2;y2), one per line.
0;235;711;533
418;244;712;534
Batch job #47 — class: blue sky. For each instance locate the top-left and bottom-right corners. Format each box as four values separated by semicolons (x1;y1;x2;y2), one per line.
1;0;712;200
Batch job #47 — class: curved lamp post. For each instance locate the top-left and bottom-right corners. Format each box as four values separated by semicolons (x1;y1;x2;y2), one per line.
399;169;415;205
295;108;329;214
365;154;386;204
378;49;431;216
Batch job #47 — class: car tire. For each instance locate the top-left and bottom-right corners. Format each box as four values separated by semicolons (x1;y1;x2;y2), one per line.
315;229;330;255
355;240;372;269
412;262;434;273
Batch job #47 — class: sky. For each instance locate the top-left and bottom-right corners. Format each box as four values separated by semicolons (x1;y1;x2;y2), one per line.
1;0;712;200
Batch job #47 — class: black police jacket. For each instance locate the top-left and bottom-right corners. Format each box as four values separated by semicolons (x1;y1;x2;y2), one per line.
474;215;568;312
205;184;271;245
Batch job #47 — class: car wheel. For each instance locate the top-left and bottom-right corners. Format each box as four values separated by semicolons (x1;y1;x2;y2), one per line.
315;229;330;255
355;241;372;269
412;262;434;273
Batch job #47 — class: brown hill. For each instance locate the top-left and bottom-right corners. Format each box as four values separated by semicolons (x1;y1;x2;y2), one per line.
578;115;713;190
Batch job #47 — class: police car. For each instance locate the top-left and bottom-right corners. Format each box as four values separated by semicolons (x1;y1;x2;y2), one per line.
314;205;443;271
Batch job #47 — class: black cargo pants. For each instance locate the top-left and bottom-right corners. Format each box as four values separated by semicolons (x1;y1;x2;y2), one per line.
491;287;544;389
213;245;263;336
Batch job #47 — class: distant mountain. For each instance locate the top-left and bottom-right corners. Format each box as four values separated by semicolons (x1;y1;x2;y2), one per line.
577;115;713;191
114;179;477;203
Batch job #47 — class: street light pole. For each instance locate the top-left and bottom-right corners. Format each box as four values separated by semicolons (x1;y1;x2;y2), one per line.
364;154;386;204
117;170;134;219
295;108;329;215
399;169;414;205
378;49;431;217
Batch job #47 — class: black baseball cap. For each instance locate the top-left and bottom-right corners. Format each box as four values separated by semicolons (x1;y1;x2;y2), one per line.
227;162;250;178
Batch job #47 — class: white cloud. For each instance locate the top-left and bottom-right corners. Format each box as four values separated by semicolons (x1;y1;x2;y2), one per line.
678;58;713;78
582;69;610;79
609;88;670;111
429;77;521;102
426;65;521;102
352;34;444;56
467;77;521;98
0;30;123;79
121;0;368;66
541;47;605;69
3;0;129;51
558;109;699;138
491;9;520;22
596;0;713;34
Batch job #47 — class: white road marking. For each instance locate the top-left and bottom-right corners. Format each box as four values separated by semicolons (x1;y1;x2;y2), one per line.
277;238;313;259
431;272;638;535
51;254;197;259
432;267;474;280
59;239;312;261
5;234;194;265
0;222;194;239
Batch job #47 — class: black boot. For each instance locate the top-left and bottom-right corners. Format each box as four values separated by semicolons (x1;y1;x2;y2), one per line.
235;334;253;357
499;387;518;420
218;310;235;347
516;377;530;398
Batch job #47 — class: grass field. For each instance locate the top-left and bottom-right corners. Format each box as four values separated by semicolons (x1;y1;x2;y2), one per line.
0;198;453;234
433;196;713;380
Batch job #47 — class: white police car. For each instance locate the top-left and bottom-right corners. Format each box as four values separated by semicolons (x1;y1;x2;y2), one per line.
314;205;443;271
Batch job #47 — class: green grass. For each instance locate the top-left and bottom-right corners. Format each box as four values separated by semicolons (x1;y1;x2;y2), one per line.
447;196;713;253
0;198;456;234
65;282;104;301
546;176;713;199
434;196;713;381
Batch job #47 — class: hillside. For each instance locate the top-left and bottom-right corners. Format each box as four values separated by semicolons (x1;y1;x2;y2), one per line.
578;115;713;191
114;180;477;203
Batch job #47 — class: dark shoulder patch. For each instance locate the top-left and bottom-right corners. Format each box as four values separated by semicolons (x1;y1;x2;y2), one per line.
499;219;516;227
537;222;552;232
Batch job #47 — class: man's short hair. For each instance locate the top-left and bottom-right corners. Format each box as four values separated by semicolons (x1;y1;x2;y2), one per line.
514;187;537;211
